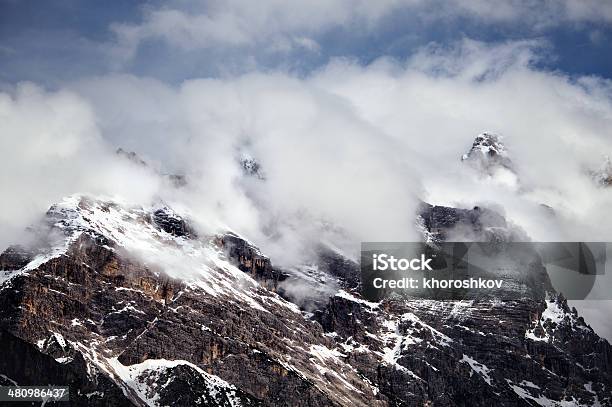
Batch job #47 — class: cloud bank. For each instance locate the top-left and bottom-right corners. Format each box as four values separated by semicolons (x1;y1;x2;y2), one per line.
4;39;612;256
0;83;160;249
108;0;612;63
3;37;612;339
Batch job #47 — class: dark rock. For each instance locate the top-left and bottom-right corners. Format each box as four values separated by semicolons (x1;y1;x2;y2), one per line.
0;197;610;406
240;157;265;180
116;148;147;167
0;246;33;270
215;232;288;291
153;207;197;238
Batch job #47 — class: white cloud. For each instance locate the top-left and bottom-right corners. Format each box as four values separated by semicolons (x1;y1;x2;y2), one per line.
59;39;612;256
109;0;409;61
563;0;612;23
0;82;160;249
107;0;612;64
72;71;422;264
569;300;612;342
4;37;612;338
6;39;612;255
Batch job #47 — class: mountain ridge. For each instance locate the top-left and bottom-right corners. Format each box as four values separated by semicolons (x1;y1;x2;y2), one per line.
0;193;610;406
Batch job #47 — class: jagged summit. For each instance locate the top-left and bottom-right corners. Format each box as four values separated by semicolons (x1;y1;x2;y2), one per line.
461;132;507;160
239;154;265;180
116;148;188;187
461;132;519;188
0;195;377;406
0;195;610;406
590;155;612;187
461;132;512;169
116;148;147;167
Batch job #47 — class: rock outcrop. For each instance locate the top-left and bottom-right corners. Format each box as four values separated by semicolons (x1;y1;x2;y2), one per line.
0;195;610;406
462;133;519;189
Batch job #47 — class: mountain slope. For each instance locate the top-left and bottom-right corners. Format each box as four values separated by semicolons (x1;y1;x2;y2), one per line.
0;196;610;406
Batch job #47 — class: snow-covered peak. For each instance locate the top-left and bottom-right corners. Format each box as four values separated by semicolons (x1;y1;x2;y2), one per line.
525;294;594;343
590;155;612;187
461;132;518;189
44;194;193;246
461;132;509;163
239;154;265;180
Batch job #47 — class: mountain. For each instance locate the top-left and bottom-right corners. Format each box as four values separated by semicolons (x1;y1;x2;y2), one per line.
461;133;512;170
116;148;188;188
590;156;612;187
1;194;610;406
461;133;519;189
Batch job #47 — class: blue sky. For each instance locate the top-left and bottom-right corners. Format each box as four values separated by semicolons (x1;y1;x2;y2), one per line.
1;0;612;86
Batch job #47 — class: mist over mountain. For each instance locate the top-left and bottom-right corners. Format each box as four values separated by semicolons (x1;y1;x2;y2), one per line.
1;187;610;406
2;1;612;405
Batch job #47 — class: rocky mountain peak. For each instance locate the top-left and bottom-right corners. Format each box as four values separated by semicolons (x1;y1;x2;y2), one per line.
239;155;265;180
461;132;509;163
116;148;188;188
462;132;507;160
461;132;518;188
116;148;148;167
590;155;612;187
0;195;610;406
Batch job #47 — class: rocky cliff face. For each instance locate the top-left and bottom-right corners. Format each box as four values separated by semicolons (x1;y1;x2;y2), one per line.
0;195;610;406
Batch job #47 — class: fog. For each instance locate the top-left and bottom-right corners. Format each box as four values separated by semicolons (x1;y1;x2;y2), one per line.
2;39;612;338
4;39;612;259
0;83;161;249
